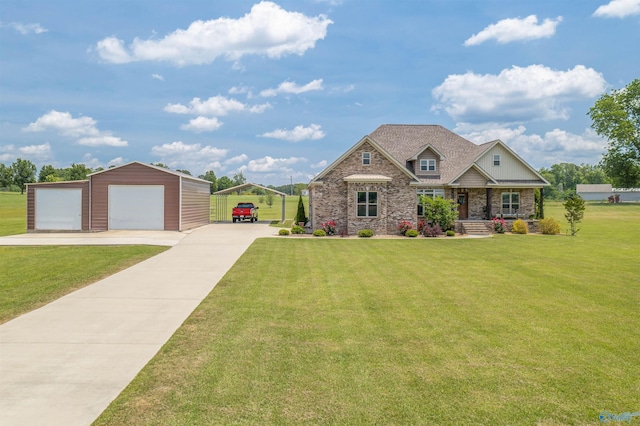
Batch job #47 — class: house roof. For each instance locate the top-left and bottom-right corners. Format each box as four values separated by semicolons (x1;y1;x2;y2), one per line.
369;125;487;185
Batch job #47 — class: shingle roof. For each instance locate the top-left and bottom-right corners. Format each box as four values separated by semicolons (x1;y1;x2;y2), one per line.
368;124;486;185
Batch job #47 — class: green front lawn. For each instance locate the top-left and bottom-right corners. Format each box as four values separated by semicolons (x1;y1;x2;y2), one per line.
0;245;168;323
0;192;26;236
95;202;640;425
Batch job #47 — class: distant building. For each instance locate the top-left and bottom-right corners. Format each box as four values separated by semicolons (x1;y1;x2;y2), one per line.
576;184;612;201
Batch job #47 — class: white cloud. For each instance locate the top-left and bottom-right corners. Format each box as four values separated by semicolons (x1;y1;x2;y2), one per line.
456;124;607;167
1;22;47;35
260;78;324;97
24;110;128;147
151;141;229;172
311;160;327;169
229;85;252;98
593;0;640;17
224;154;249;165
0;143;52;162
260;124;325;142
431;65;607;124
180;116;223;132
108;157;126;167
242;156;306;172
95;2;332;65
165;95;270;132
77;136;128;147
151;73;164;81
464;15;562;46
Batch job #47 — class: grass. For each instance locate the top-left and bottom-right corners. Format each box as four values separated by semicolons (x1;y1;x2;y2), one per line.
0;192;26;236
0;245;168;324
211;194;308;223
95;202;640;425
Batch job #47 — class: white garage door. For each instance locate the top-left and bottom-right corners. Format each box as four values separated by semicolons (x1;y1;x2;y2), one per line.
108;185;164;230
35;188;82;230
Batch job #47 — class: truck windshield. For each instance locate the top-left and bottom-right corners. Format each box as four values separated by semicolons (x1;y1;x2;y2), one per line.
238;203;253;208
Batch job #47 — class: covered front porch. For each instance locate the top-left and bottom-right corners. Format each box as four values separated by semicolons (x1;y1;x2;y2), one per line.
451;187;543;220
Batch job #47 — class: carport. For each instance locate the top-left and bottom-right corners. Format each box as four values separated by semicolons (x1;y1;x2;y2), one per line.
213;183;288;223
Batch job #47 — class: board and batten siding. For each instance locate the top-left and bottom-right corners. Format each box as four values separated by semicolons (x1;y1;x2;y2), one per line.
477;145;540;181
180;178;210;230
26;181;90;231
90;163;180;231
454;168;489;187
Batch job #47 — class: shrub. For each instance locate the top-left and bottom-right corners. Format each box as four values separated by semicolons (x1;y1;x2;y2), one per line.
446;230;455;237
405;229;419;238
539;218;561;235
422;223;443;237
397;220;413;236
492;217;506;234
312;229;326;237
291;225;305;234
321;221;336;236
294;195;307;225
357;229;374;238
278;229;290;236
420;196;458;231
512;219;528;234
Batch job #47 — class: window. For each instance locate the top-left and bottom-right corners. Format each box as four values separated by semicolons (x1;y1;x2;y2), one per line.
501;192;520;214
362;152;371;165
357;191;378;217
493;154;501;166
419;159;436;172
417;188;445;215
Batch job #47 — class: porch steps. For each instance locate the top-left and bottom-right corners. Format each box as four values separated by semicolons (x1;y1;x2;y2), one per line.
460;221;491;236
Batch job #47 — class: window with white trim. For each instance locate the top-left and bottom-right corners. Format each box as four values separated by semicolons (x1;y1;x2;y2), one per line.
362;152;371;165
420;159;436;172
501;192;520;214
357;191;378;217
417;188;445;215
493;154;501;166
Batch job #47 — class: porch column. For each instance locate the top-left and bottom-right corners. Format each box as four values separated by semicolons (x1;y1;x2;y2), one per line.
486;188;492;219
539;187;544;219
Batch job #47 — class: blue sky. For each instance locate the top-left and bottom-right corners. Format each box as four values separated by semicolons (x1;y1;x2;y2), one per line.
1;0;638;185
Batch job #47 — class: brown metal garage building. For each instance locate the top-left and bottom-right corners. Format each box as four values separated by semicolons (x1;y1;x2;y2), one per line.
26;162;211;232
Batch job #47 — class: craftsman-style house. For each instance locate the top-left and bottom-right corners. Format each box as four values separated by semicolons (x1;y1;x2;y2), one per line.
308;125;549;235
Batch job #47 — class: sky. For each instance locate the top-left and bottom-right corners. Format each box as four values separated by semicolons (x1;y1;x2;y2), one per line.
1;0;639;185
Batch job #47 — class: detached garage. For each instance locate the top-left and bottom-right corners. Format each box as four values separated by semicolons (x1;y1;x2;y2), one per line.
27;162;210;232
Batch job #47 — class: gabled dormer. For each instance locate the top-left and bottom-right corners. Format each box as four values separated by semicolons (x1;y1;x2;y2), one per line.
407;144;446;177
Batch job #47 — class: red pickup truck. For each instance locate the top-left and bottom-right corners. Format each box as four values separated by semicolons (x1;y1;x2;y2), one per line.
232;202;259;223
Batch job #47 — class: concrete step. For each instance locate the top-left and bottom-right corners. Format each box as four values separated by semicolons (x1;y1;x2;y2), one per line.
460;222;491;235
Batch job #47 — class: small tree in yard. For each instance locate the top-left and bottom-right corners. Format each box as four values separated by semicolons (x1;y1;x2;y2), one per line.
564;194;585;236
294;194;307;225
266;192;274;208
420;196;458;231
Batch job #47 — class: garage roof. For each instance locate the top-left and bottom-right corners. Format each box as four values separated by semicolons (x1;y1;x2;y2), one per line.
88;161;211;184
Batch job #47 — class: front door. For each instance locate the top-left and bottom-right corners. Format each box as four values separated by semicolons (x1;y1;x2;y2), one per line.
457;192;468;219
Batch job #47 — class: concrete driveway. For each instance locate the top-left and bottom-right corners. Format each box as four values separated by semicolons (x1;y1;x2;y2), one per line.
0;223;276;426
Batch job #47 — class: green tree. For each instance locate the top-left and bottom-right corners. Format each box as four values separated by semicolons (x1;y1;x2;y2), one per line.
564;194;585;236
38;164;57;182
265;192;274;208
217;176;234;191
66;163;92;180
420;196;458;231
232;171;247;193
151;162;170;169
294;194;307;224
198;170;218;194
176;169;192;175
0;163;13;188
588;79;640;187
11;158;37;194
